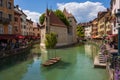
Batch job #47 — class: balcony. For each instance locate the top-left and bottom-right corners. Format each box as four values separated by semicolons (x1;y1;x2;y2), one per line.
0;17;10;24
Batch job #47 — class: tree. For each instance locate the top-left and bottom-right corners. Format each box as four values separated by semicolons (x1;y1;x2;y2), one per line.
54;10;70;26
45;32;57;49
76;25;84;39
39;9;70;26
39;13;45;24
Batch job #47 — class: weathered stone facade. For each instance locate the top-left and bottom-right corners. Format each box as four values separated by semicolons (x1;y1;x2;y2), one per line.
50;26;68;46
40;9;77;48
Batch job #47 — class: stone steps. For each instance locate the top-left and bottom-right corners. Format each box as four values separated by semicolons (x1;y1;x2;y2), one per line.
98;53;106;63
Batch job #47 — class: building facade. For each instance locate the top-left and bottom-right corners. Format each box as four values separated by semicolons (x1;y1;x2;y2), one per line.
40;9;69;48
33;23;40;37
97;11;107;38
63;8;77;43
0;0;14;34
21;10;27;36
14;5;22;35
78;22;92;39
111;0;120;34
26;19;33;36
91;18;98;38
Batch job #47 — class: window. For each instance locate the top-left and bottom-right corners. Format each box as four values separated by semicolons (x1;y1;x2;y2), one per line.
0;11;2;19
0;24;3;34
8;25;12;34
8;2;12;9
14;17;18;22
37;33;40;37
8;14;12;21
14;26;18;32
24;26;26;29
0;0;2;6
46;26;48;32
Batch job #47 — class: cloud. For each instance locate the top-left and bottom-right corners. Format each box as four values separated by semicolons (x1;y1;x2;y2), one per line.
57;1;106;23
23;10;41;23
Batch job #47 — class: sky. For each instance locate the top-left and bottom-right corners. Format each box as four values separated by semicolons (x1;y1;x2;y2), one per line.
14;0;110;23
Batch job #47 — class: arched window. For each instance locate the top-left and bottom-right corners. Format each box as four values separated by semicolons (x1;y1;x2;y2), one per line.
8;25;12;34
0;24;3;34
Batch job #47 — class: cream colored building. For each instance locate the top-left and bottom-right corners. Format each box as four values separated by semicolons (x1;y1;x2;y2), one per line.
26;19;33;36
21;11;27;36
111;0;119;35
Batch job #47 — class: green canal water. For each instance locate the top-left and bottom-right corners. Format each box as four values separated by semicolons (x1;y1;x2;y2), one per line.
0;44;109;80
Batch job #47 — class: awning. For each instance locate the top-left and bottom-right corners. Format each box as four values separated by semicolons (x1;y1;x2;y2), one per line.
16;35;25;39
0;34;25;40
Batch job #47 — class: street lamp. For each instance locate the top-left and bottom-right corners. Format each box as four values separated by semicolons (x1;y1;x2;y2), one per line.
115;9;120;55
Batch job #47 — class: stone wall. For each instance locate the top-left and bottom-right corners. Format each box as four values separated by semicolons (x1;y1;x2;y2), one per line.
40;27;46;48
50;26;68;46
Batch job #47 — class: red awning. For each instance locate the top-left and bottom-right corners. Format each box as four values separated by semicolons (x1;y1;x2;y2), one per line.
16;35;25;39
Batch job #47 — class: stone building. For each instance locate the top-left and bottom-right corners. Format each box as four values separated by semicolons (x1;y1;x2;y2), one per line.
40;9;69;48
63;8;77;44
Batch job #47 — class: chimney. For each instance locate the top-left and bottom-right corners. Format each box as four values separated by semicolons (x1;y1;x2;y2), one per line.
16;5;19;9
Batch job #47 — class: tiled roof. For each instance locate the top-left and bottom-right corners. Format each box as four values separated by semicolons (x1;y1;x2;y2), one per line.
48;10;67;28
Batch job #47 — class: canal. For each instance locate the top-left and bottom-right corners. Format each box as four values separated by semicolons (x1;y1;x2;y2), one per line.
0;44;109;80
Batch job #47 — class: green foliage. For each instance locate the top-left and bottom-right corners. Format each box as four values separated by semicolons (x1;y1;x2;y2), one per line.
39;13;45;24
76;25;84;37
54;10;70;26
39;9;70;26
45;32;57;49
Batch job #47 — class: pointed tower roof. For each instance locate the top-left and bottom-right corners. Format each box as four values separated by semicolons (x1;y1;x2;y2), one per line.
45;8;49;17
63;8;73;18
63;8;77;23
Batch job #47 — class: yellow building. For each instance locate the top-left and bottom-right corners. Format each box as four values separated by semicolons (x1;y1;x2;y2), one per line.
0;0;14;34
97;11;107;38
105;10;112;35
91;18;98;38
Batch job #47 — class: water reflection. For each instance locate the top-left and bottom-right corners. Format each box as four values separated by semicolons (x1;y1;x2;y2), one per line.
0;44;108;80
40;47;48;63
84;44;99;59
